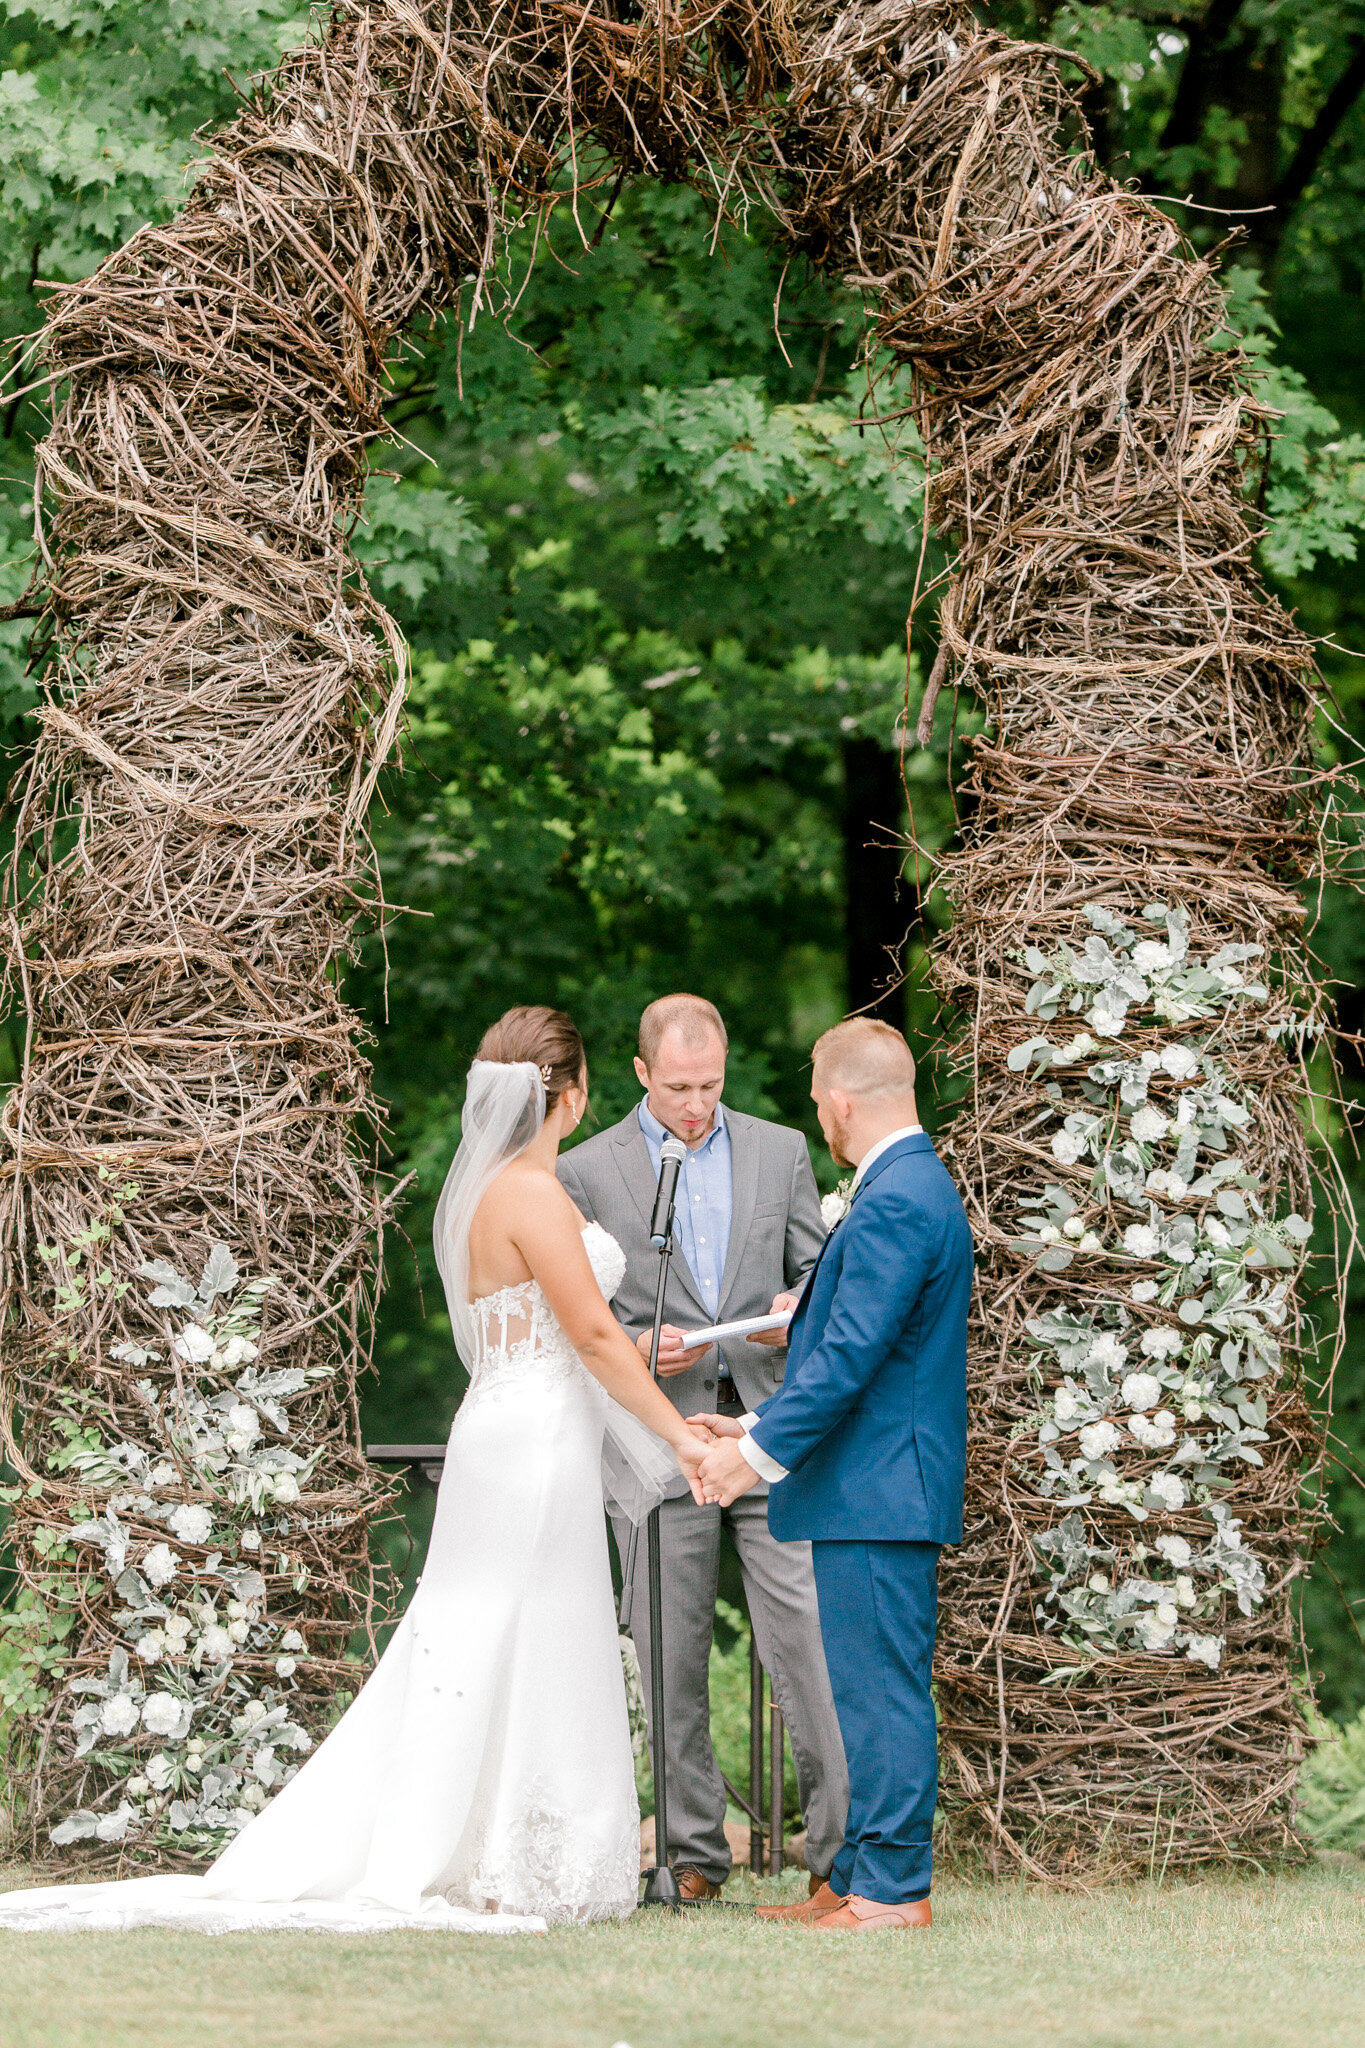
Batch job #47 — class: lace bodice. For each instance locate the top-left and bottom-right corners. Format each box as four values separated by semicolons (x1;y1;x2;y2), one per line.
465;1222;627;1403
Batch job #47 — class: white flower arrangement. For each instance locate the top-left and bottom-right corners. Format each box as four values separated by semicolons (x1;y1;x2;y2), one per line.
22;1238;335;1855
821;1179;854;1229
1003;905;1306;1678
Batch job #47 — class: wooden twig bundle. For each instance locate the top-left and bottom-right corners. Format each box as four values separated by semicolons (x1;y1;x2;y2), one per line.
0;0;1338;1875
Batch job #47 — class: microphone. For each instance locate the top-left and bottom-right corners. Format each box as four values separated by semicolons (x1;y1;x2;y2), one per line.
649;1136;687;1249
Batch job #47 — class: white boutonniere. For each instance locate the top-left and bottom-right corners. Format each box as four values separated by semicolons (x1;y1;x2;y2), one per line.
820;1178;854;1230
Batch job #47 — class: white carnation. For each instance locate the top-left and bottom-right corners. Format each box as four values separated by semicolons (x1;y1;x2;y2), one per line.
197;1625;234;1664
1132;940;1172;973
1088;1572;1111;1594
173;1324;215;1364
1165;1175;1189;1201
275;1657;297;1679
218;1337;257;1369
1120;1372;1163;1412
1140;1609;1177;1651
1147;1472;1187;1511
1077;1232;1104;1254
168;1504;213;1545
1079;1420;1121;1461
228;1618;250;1644
280;1629;305;1652
149;1461;178;1487
1053;1388;1079;1423
271;1473;300;1506
164;1613;192;1643
1087;1002;1125;1038
141;1692;188;1736
142;1543;179;1588
1051;1129;1089;1165
1159;1044;1201;1080
136;1630;167;1664
1204;1217;1231;1248
226;1403;260;1440
820;1191;847;1229
1130;1279;1160;1303
1154;1533;1192;1568
1185;1633;1223;1670
1088;1334;1129;1375
1155;1601;1179;1627
240;1528;261;1550
100;1693;141;1738
1038;1224;1062;1244
1123;1225;1160;1258
1063;1215;1087;1238
1128;1410;1177;1451
1140;1326;1184;1360
1131;1105;1170;1144
1175;1574;1197;1610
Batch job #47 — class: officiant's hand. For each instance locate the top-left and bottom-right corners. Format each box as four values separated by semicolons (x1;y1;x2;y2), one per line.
746;1292;799;1346
639;1325;714;1377
697;1435;761;1508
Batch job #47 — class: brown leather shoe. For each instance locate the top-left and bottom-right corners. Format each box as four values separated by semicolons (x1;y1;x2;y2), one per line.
755;1880;845;1923
814;1893;932;1931
673;1865;724;1903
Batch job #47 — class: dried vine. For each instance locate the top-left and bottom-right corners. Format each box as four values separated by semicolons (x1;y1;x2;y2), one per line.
0;0;1339;1875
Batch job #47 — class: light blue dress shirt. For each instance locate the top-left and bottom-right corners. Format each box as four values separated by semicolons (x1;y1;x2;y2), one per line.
637;1097;732;1321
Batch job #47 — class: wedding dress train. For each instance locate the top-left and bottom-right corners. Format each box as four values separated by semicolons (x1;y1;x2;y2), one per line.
0;1223;641;1934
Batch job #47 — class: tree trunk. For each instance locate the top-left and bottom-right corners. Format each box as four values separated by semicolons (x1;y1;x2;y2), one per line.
842;738;910;1026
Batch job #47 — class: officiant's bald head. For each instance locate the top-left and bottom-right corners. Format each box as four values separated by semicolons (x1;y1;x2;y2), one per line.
812;1018;916;1100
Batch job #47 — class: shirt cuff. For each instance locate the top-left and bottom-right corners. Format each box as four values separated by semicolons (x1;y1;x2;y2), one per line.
738;1413;789;1485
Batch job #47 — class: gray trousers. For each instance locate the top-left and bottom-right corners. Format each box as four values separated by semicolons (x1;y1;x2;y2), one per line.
615;1491;849;1884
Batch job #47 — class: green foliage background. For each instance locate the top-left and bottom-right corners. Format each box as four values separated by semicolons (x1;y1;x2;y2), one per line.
3;0;1365;1764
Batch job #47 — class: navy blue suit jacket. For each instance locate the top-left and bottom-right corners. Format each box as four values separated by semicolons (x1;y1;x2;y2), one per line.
749;1133;972;1544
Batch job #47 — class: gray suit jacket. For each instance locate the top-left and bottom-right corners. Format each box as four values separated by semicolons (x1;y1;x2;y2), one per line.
557;1107;826;1468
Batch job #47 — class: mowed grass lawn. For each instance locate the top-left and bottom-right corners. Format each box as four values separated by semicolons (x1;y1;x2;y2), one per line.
0;1860;1362;2048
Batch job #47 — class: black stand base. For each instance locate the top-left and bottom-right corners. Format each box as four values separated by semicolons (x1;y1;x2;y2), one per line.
639;1863;683;1910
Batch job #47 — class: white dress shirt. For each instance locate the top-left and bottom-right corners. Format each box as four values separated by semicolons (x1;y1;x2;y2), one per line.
735;1124;924;1485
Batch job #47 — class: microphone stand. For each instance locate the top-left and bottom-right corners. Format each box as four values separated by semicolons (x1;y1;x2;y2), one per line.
633;1166;682;1912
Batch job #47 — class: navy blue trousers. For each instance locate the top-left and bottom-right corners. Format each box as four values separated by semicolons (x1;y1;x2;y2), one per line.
811;1540;940;1904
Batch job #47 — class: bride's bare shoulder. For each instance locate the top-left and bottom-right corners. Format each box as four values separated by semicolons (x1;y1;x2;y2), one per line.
480;1160;581;1229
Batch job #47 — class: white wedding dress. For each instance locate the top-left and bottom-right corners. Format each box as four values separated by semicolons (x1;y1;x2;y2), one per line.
0;1223;641;1935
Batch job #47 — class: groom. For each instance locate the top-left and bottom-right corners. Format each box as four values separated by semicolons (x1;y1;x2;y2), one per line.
694;1017;972;1931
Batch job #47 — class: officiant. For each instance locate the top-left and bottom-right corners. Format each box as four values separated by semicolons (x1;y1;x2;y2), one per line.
558;993;849;1902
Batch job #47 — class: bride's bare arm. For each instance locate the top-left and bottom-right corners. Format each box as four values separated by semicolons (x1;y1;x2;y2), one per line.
489;1170;708;1501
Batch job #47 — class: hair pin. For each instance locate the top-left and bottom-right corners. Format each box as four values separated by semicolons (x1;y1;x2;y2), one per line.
540;1064;552;1083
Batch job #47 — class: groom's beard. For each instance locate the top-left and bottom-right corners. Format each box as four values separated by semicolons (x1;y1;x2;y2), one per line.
828;1117;854;1170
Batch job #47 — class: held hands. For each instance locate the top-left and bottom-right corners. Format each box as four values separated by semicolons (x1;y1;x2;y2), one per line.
638;1325;714;1378
671;1426;714;1506
678;1415;758;1506
746;1292;799;1347
695;1434;761;1508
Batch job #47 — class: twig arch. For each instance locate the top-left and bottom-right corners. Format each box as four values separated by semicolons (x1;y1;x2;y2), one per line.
0;0;1327;1873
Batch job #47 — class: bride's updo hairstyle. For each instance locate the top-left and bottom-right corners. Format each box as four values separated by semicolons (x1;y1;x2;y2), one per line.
476;1006;585;1111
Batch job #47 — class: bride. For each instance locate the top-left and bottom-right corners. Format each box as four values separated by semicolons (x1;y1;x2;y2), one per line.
0;1006;708;1933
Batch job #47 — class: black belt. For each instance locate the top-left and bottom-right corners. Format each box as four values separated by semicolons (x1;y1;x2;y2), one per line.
715;1376;744;1415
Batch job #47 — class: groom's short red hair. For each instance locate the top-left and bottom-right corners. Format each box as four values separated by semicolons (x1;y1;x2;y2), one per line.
812;1018;916;1098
